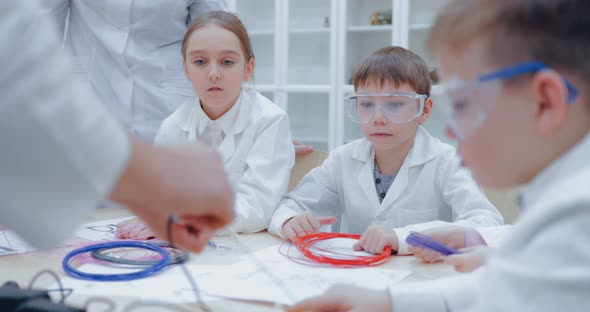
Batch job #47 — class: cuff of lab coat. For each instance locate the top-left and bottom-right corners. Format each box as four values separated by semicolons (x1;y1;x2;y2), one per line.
394;221;454;255
394;227;412;255
390;283;447;312
268;207;300;239
475;224;512;248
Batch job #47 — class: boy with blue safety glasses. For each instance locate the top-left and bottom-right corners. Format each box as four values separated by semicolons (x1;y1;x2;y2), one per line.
289;0;590;311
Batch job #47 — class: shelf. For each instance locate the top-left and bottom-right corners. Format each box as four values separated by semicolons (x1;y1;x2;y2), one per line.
297;137;328;143
346;0;392;28
289;28;331;34
249;29;274;36
254;84;277;92
347;25;391;32
285;85;331;93
410;23;431;30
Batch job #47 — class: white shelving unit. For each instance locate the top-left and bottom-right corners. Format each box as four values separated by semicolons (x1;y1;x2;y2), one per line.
230;0;451;151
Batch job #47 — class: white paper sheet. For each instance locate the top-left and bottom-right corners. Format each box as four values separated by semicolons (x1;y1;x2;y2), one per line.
57;241;411;306
0;230;38;256
70;217;134;241
0;217;134;257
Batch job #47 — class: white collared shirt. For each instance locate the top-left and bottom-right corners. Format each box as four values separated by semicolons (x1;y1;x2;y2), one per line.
391;132;590;312
38;0;228;141
269;126;504;254
155;88;295;233
195;95;240;147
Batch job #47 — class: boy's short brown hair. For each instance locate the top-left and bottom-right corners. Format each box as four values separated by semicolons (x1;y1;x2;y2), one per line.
428;0;590;85
352;46;431;96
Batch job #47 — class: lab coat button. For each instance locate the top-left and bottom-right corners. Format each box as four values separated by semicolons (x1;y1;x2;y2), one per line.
380;192;386;198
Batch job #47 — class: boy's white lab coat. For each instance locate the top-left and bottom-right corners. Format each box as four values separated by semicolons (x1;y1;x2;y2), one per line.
269;126;503;253
156;89;295;233
391;132;590;312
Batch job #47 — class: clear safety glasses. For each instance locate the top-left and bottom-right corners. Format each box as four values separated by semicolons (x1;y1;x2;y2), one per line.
346;92;427;124
432;61;579;140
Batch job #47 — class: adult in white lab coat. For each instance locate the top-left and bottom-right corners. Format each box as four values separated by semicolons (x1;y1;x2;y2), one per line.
269;126;503;254
1;1;234;253
156;87;295;233
39;0;228;141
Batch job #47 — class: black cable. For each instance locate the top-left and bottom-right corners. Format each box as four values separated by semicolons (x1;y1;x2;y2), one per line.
167;215;211;312
28;269;70;304
90;241;189;266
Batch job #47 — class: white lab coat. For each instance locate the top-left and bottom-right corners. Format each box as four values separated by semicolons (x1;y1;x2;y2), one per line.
392;132;590;312
38;0;227;141
269;126;503;254
155;88;295;233
1;1;129;248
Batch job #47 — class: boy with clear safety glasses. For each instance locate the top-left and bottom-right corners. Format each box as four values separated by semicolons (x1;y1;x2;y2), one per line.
289;0;590;311
268;46;503;256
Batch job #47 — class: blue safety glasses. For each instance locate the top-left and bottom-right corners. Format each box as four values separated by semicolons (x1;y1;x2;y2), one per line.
479;62;579;103
433;61;579;140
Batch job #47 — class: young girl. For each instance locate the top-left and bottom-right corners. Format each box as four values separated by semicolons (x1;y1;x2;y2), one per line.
117;11;294;238
269;46;503;255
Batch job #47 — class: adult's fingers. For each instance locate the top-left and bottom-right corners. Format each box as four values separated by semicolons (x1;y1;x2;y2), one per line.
171;223;213;253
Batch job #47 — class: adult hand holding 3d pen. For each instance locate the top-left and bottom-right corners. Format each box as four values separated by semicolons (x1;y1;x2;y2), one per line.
110;141;236;253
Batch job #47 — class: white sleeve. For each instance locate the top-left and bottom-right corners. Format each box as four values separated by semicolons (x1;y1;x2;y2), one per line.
391;271;482;312
472;202;590;312
231;115;295;233
268;151;342;239
476;224;512;248
188;0;229;23
394;154;504;254
0;1;130;248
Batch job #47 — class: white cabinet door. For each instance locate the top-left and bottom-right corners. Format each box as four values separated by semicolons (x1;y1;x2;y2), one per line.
285;0;333;86
234;0;277;87
406;0;453;144
287;92;330;151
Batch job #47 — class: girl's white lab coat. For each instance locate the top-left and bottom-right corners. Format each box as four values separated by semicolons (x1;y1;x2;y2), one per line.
269;126;503;254
39;0;227;141
156;89;295;233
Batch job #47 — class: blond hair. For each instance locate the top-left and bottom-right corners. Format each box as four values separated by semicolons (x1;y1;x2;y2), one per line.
181;11;254;62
